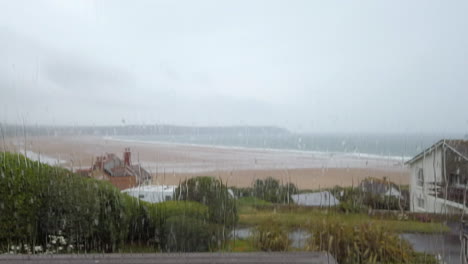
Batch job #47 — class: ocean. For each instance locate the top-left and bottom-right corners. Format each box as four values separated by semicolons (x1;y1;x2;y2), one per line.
113;133;462;160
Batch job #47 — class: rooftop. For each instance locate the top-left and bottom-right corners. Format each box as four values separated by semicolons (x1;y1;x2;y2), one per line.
405;139;468;165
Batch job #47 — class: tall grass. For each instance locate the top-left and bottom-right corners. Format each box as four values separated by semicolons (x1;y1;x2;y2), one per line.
308;221;418;264
251;220;290;251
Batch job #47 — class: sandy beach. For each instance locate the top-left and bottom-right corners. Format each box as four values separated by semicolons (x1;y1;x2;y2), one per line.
2;136;409;189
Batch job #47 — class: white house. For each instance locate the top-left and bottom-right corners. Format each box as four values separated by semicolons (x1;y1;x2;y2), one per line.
122;185;176;203
406;139;468;214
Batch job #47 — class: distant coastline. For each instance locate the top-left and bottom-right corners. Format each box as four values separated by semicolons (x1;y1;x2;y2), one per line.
105;135;412;162
2;135;410;188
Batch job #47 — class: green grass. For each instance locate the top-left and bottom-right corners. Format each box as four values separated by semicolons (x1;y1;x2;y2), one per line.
236;197;272;214
224;239;257;252
238;205;449;233
237;197;272;207
413;252;439;264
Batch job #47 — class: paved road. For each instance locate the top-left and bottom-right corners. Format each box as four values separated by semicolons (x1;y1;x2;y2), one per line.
0;252;337;264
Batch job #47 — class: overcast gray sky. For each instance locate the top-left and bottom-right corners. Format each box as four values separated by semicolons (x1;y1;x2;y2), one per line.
1;0;467;133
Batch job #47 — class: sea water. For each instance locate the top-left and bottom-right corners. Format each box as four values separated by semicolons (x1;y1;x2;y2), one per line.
111;133;462;160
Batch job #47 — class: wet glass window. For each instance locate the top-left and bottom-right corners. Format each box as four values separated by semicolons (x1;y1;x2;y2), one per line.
1;1;467;263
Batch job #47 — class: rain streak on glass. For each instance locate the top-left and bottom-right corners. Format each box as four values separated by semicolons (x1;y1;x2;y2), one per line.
1;1;468;264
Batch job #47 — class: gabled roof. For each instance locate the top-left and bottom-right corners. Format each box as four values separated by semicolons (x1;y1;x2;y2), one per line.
405;139;468;165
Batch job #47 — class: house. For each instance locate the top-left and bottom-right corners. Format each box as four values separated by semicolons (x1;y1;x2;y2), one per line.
291;191;340;207
359;177;403;199
406;139;468;214
77;148;152;190
122;185;176;203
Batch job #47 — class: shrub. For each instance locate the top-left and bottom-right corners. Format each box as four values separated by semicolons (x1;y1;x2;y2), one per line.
309;221;417;264
175;177;237;226
253;177;298;204
0;152;226;253
122;195;152;246
0;152;140;253
329;185;409;212
252;220;290;251
163;216;213;252
174;177;238;250
337;200;365;214
147;200;211;251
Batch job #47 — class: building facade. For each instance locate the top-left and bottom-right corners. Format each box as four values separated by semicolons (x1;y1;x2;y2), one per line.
77;148;152;190
407;140;468;214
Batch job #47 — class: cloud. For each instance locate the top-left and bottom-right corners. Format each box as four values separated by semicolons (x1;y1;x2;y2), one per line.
45;56;134;93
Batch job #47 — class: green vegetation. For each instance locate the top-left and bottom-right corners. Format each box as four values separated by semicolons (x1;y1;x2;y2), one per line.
308;221;431;264
231;177;298;204
252;177;298;204
251;220;290;251
174;176;238;250
0;152;129;253
225;239;256;252
236;197;273;207
0;151;447;261
237;205;449;233
236;197;272;214
328;183;410;213
175;176;238;227
0;152;235;253
234;202;443;262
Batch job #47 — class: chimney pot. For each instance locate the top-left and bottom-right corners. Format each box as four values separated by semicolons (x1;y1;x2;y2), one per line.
124;148;131;166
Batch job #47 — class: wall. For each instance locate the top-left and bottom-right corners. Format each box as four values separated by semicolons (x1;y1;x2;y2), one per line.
109;176;136;190
409;145;444;213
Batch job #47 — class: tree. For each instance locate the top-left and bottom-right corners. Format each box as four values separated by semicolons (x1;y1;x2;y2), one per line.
253;177;297;204
175;176;237;226
175;176;238;249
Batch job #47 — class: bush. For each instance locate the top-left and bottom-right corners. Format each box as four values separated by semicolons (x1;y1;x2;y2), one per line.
309;221;418;264
253;177;298;204
146;200;210;251
329;185;409;212
252;220;290;251
163;216;213;252
0;152;144;253
0;153;233;253
175;176;238;227
174;177;238;250
337;200;365;214
122;195;152;246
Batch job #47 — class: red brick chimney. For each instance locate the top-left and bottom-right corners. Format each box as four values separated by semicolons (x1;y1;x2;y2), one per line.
124;148;131;166
95;156;103;170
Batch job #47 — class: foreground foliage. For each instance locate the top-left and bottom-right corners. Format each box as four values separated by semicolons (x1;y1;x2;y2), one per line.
174;176;238;249
251;220;290;251
0;152;235;253
308;221;434;264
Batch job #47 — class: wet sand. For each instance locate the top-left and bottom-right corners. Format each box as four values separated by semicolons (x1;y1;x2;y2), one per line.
2;136;409;189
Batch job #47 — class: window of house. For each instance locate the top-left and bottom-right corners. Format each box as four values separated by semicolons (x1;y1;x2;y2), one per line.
417;196;425;209
417;168;424;186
